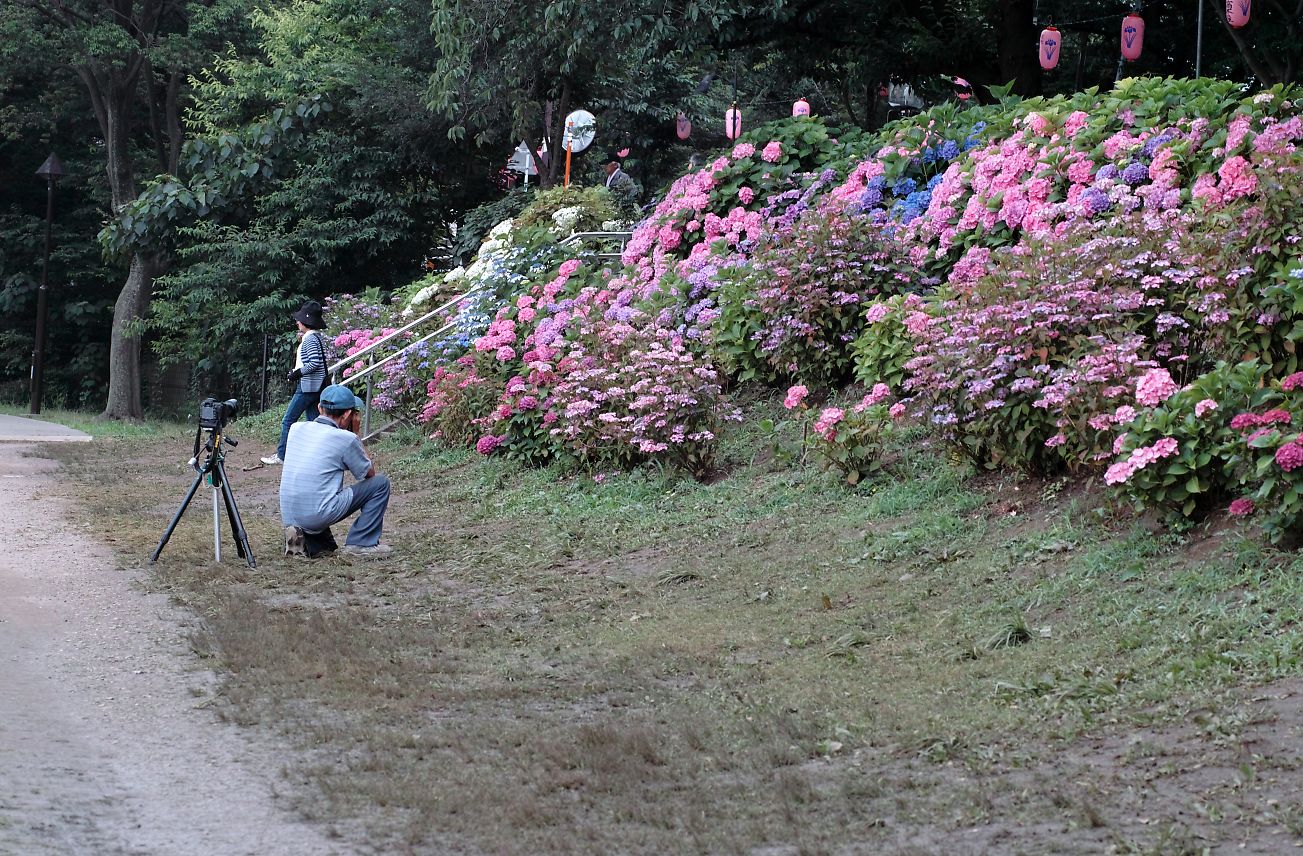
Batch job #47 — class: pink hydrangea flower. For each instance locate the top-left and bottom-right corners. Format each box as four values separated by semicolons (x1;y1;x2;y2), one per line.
888;402;907;420
495;346;516;362
731;142;756;159
738;186;755;205
854;383;892;412
1281;372;1303;391
1135;368;1179;407
783;385;809;409
761;141;783;163
863;303;891;324
475;435;503;455
812;407;844;439
1228;497;1256;516
1105;459;1138;485
1044;433;1067;448
1194;399;1218;418
1217;155;1258;202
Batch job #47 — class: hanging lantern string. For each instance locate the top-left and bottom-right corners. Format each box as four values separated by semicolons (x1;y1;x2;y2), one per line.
1034;11;1131;29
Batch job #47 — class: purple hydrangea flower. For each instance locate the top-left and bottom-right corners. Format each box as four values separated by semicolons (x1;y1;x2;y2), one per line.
1121;162;1149;186
1081;187;1111;214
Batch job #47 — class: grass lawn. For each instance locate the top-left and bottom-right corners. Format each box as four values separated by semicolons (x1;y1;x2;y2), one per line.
40;402;1303;854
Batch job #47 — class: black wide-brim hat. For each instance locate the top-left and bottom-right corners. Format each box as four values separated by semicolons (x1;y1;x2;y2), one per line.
292;300;325;329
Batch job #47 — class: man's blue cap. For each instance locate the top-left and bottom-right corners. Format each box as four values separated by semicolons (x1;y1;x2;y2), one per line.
320;384;364;411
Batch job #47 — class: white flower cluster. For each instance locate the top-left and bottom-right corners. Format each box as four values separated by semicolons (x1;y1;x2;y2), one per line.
551;205;584;235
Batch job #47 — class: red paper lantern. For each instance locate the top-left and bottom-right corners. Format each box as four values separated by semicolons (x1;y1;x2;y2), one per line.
725;104;742;140
1039;26;1061;70
675;112;692;140
792;97;811;118
1226;0;1251;28
1121;13;1144;62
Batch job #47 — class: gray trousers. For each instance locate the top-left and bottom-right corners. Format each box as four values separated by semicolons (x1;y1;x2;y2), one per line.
307;474;390;549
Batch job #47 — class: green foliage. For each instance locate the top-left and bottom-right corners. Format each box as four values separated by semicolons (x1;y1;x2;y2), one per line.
512;185;621;235
452;189;535;263
852;294;921;390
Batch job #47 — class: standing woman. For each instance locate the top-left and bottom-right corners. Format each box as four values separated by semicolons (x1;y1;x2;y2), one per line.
262;300;329;465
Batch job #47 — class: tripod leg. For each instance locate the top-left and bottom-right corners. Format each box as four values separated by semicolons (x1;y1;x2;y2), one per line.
216;459;257;569
151;468;208;563
213;488;222;563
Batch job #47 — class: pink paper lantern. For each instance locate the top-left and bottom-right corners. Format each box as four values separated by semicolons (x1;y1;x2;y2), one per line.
792;97;810;118
725;104;742;140
676;112;692;140
617;147;630;158
1226;0;1250;28
954;77;973;101
1121;13;1144;62
1039;26;1061;70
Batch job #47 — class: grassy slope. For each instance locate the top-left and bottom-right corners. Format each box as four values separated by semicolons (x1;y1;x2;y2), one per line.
40;403;1303;854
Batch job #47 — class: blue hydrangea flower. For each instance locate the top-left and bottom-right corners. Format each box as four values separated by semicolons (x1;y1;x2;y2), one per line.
904;189;932;211
922;147;938;164
892;177;917;197
939;140;960;160
866;175;887;191
927;174;945;191
857;187;884;210
1141;132;1176;159
1096;164;1119;181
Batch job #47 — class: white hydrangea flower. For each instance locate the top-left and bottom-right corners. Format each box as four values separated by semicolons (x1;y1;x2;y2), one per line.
551;205;584;234
488;218;514;238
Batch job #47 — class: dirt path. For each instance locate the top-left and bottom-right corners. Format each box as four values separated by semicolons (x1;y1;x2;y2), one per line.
0;444;345;856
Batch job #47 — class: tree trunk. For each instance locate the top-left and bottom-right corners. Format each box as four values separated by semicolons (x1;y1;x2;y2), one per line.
97;73;159;420
997;0;1042;97
102;254;158;420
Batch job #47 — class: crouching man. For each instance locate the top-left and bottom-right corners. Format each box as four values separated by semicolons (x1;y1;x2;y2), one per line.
280;384;393;558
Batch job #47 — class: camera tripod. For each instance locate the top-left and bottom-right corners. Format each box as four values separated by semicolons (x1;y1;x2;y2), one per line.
151;424;257;568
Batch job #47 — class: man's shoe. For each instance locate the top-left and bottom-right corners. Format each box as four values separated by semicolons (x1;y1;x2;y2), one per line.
284;526;306;557
341;543;394;558
261;454;283;465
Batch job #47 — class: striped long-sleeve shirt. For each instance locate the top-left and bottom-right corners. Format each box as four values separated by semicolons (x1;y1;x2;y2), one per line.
295;331;328;393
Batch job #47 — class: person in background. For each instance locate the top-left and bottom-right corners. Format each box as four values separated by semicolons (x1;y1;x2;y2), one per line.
280;384;392;558
262;300;328;466
603;155;641;219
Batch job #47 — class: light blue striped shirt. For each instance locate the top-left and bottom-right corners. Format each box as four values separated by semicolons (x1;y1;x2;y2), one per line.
279;416;372;532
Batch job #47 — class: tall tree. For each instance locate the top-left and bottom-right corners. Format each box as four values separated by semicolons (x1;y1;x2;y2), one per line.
2;0;251;418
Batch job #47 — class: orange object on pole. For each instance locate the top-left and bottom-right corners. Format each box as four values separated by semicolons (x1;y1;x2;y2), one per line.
564;140;572;187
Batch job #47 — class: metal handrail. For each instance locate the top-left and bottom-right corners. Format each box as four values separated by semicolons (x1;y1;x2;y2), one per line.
328;285;488;436
558;230;633;258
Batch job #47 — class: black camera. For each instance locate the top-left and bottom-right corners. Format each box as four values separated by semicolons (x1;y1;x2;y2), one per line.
198;397;238;431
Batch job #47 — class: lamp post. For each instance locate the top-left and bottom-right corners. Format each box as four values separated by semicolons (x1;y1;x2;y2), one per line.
31;153;67;415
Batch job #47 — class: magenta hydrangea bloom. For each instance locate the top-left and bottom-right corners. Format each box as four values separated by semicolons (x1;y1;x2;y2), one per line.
1228;497;1256;516
1194;399;1218;418
1275;442;1303;471
475;435;504;455
761;141;783;163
